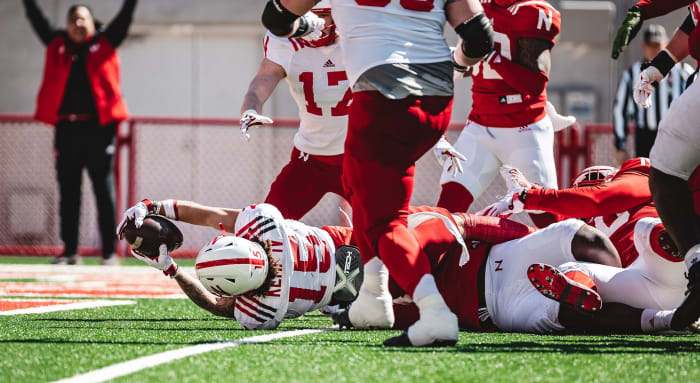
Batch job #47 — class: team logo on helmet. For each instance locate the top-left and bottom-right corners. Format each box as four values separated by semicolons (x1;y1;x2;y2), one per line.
195;235;269;298
570;166;618;188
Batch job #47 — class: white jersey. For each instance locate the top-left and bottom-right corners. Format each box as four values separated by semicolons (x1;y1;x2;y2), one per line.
232;203;336;330
264;32;350;156
330;0;452;86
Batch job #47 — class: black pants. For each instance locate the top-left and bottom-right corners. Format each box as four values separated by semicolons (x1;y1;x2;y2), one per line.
54;120;117;257
634;129;658;158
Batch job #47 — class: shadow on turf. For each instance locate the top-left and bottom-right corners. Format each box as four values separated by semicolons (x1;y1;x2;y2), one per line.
271;335;700;354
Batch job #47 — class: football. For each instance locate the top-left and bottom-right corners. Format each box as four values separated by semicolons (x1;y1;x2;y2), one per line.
121;215;183;257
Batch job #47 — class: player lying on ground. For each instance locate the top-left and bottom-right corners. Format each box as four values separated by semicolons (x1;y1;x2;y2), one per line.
611;0;700;331
240;1;351;220
118;200;363;330
481;158;691;312
437;0;571;228
334;205;690;335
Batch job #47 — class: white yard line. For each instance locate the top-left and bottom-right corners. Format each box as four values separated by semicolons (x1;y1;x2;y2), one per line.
52;328;332;383
0;299;136;315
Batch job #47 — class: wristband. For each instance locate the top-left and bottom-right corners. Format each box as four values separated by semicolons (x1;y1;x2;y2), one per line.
164;263;179;278
451;49;469;72
650;49;676;77
162;199;179;220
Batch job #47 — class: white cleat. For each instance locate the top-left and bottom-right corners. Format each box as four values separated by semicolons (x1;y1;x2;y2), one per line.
384;294;459;347
347;289;394;328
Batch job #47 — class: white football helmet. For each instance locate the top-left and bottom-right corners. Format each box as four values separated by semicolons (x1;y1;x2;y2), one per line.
195;235;269;297
571;166;618;188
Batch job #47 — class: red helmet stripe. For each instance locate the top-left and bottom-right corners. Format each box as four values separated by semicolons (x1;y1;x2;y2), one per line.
196;258;266;269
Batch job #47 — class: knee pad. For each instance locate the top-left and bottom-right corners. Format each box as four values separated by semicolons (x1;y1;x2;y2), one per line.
455;12;494;59
690;164;700;215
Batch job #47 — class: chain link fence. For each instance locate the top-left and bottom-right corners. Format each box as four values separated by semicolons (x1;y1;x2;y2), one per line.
0;115;624;258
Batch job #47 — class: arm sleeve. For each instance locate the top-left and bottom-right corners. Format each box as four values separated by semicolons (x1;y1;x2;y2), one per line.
23;0;55;46
524;172;652;218
680;13;696;35
488;55;549;95
456;213;537;244
103;0;138;48
613;69;632;150
635;0;695;18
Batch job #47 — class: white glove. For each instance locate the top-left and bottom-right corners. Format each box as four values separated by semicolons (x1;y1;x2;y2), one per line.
433;135;467;177
300;11;326;41
500;165;535;190
117;199;157;238
633;66;663;109
476;190;525;218
239;109;273;141
544;101;576;132
132;243;179;277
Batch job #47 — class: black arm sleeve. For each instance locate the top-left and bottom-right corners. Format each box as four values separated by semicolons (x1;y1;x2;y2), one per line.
679;13;695;35
103;0;138;48
23;0;56;46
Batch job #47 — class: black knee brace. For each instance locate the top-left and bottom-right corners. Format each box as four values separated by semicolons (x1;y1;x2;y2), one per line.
455;12;494;59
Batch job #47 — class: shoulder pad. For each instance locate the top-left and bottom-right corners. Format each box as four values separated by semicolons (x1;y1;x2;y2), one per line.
508;1;561;42
618;157;651;177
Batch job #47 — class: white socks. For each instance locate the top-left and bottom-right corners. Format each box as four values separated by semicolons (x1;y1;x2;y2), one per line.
412;274;441;304
360;257;390;296
640;309;675;332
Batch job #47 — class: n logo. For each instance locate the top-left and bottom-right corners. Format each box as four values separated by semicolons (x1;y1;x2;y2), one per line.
537;9;553;31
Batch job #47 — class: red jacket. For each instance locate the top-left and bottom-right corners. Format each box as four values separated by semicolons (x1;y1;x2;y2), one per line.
35;34;128;126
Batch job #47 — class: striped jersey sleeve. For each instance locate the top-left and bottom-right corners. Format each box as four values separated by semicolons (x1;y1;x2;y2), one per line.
234;296;281;330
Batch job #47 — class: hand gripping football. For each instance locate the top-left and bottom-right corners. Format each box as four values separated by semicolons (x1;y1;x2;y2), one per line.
121;215;183;257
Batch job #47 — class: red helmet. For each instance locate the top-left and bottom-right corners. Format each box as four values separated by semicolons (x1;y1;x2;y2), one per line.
308;1;337;47
570;166;618;188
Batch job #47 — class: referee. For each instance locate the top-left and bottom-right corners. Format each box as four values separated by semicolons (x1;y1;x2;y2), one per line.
613;23;694;165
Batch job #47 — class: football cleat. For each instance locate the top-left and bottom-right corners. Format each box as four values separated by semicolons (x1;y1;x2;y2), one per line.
670;262;700;330
384;295;459;347
527;263;602;312
331;308;354;329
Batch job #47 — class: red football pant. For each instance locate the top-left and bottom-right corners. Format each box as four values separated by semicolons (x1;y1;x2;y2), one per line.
690;164;700;215
265;147;346;220
343;91;453;297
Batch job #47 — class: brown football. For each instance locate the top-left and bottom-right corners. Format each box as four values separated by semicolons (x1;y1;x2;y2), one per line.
121;215;183;257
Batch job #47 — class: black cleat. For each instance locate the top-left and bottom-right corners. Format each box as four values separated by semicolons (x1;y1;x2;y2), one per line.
383;330;458;347
671;263;700;330
332;309;354;329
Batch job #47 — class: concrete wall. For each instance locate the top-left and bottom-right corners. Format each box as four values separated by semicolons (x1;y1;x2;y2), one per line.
0;0;695;122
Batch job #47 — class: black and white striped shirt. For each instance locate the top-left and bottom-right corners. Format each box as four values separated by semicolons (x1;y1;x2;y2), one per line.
613;61;694;150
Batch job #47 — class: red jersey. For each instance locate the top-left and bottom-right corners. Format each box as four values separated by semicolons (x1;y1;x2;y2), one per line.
525;158;657;267
469;0;560;127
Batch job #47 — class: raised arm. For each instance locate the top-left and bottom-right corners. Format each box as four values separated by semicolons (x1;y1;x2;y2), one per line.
102;0;138;48
22;0;56;46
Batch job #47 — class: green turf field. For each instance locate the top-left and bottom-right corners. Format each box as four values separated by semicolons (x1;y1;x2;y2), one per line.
2;297;699;383
0;256;196;267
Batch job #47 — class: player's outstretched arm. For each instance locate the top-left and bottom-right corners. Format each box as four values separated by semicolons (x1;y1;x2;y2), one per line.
117;199;241;236
446;0;494;67
239;59;285;140
172;267;237;318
